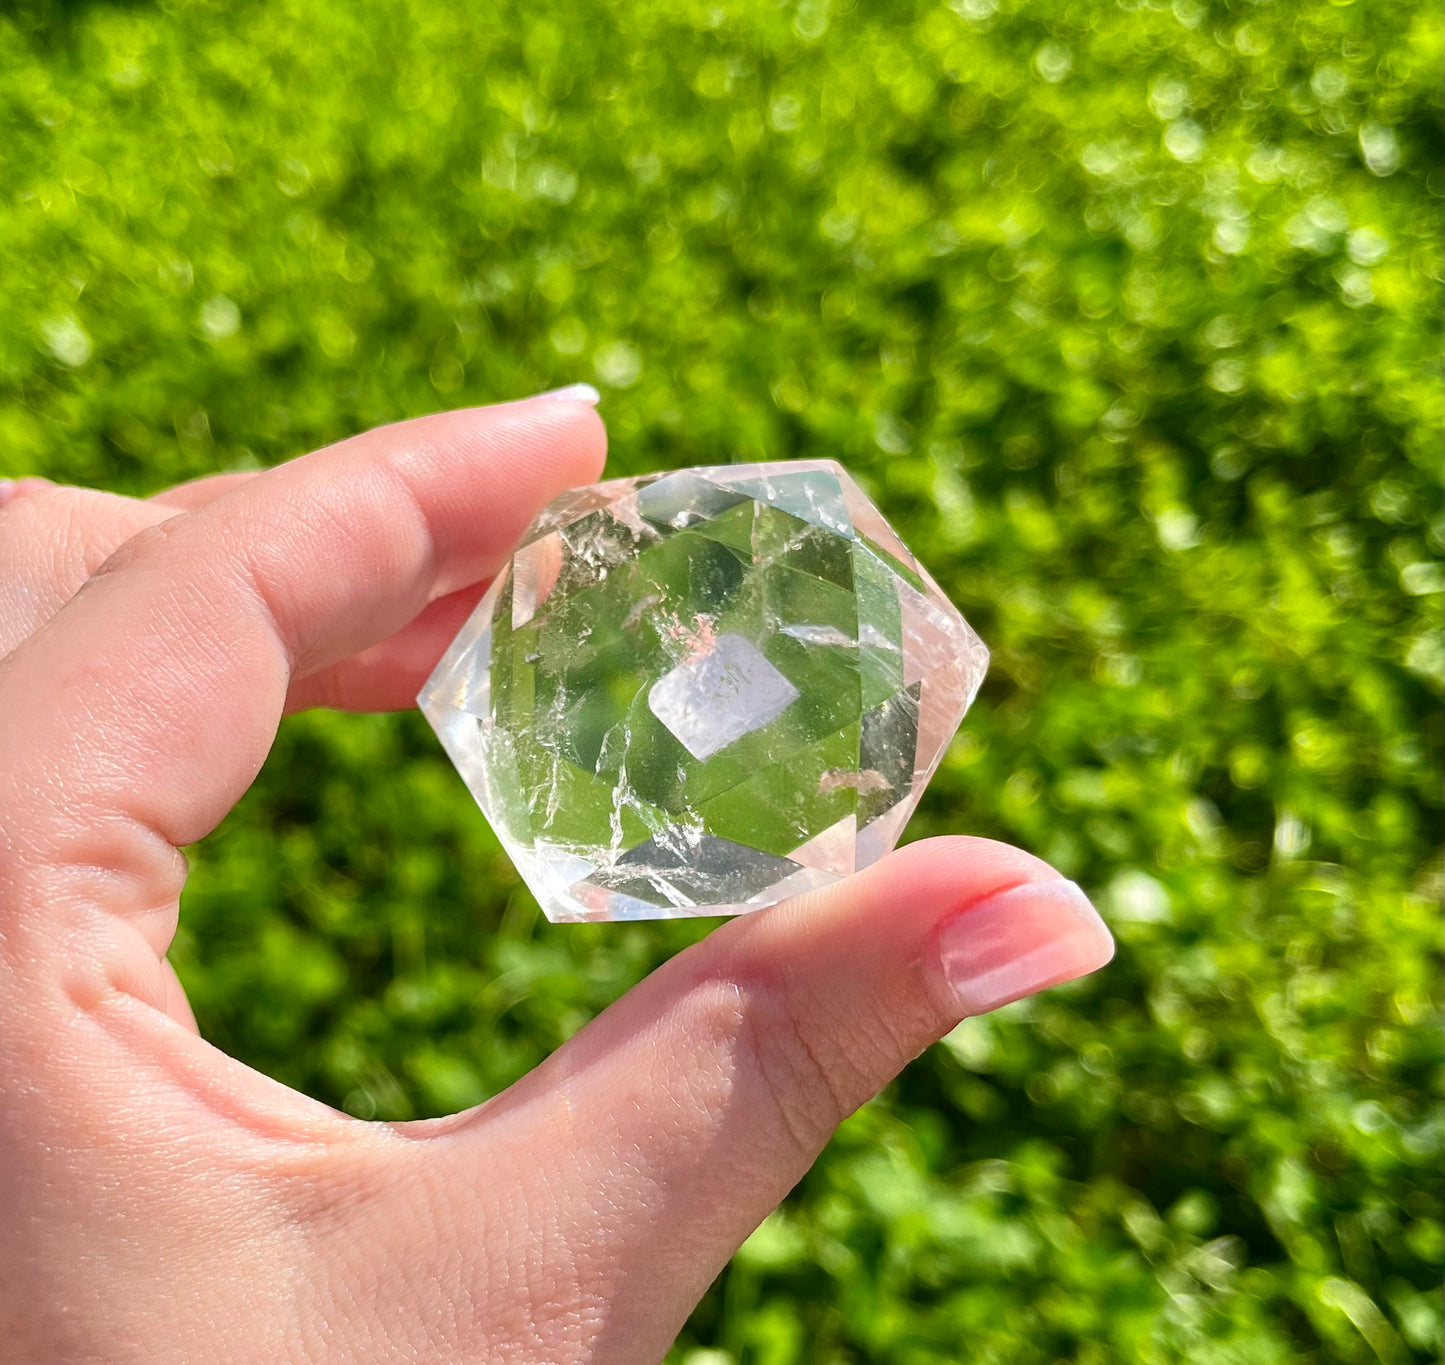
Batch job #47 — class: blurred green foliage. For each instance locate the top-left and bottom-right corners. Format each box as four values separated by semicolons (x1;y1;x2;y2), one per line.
2;0;1442;1358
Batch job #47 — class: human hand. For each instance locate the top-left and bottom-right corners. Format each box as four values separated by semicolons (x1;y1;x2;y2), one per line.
0;399;1113;1364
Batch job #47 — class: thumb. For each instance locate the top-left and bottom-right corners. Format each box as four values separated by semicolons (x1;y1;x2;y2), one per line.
408;836;1113;1361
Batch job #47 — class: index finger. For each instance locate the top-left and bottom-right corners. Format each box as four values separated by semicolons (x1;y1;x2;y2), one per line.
0;397;605;977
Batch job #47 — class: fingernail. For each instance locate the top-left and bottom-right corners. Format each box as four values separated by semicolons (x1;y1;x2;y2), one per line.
534;382;601;406
936;880;1114;1018
0;479;14;508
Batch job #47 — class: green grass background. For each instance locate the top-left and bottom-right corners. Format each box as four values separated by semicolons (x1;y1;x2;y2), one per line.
2;0;1441;1359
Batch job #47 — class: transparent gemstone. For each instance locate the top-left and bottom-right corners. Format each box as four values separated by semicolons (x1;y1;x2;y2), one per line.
419;460;989;922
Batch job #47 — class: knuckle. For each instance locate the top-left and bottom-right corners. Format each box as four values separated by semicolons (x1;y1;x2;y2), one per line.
0;490;166;640
688;951;943;1161
0;483;73;558
693;969;858;1157
748;1004;851;1156
88;519;181;581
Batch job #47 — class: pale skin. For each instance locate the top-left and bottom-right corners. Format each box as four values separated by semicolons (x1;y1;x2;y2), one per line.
0;396;1113;1364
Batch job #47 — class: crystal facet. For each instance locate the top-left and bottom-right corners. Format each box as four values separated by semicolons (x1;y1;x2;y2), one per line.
419;460;989;922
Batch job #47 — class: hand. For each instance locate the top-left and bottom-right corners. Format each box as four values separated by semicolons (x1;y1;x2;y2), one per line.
0;400;1113;1364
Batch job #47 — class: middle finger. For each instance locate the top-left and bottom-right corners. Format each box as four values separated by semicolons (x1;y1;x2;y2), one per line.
0;469;267;657
0;483;171;657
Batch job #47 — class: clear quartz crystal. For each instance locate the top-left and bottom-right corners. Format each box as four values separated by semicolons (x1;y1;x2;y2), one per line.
419;461;989;922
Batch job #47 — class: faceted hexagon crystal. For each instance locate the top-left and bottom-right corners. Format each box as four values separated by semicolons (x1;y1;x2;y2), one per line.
419;461;988;922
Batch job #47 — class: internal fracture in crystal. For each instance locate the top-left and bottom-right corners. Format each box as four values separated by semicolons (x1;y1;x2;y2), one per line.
419;461;989;922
